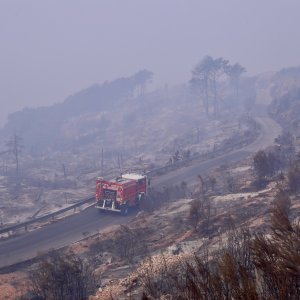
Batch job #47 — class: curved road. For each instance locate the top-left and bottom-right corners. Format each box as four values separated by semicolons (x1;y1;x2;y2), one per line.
0;116;281;269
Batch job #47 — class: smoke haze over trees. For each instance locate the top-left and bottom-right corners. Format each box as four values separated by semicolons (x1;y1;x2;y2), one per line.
0;70;153;152
1;1;300;125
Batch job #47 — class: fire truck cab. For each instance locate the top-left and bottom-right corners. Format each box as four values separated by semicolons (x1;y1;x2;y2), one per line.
95;173;147;215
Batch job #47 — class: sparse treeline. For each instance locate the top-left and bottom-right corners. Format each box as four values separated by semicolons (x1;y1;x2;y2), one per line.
190;56;246;117
0;69;153;153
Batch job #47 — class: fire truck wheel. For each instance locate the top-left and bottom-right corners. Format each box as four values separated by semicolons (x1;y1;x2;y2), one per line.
120;204;129;216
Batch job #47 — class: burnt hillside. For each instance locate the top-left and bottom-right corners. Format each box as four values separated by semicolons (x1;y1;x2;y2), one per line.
0;70;152;152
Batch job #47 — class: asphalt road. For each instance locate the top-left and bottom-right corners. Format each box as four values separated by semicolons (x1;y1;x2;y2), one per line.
0;116;281;269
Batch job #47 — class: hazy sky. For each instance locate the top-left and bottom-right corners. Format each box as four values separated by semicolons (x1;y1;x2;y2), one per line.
1;0;300;125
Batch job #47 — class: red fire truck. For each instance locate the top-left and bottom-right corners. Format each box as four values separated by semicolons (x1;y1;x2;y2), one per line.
95;173;147;215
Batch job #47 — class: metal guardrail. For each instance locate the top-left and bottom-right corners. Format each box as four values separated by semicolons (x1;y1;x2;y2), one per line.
0;196;95;235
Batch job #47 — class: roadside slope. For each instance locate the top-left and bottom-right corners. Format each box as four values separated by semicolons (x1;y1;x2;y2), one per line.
0;115;281;269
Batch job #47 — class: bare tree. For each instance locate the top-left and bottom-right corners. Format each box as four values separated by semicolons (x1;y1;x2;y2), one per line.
253;150;271;179
287;161;300;193
132;69;153;97
6;132;24;177
190;56;228;116
29;250;97;300
190;56;212;115
189;198;204;232
225;63;246;100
